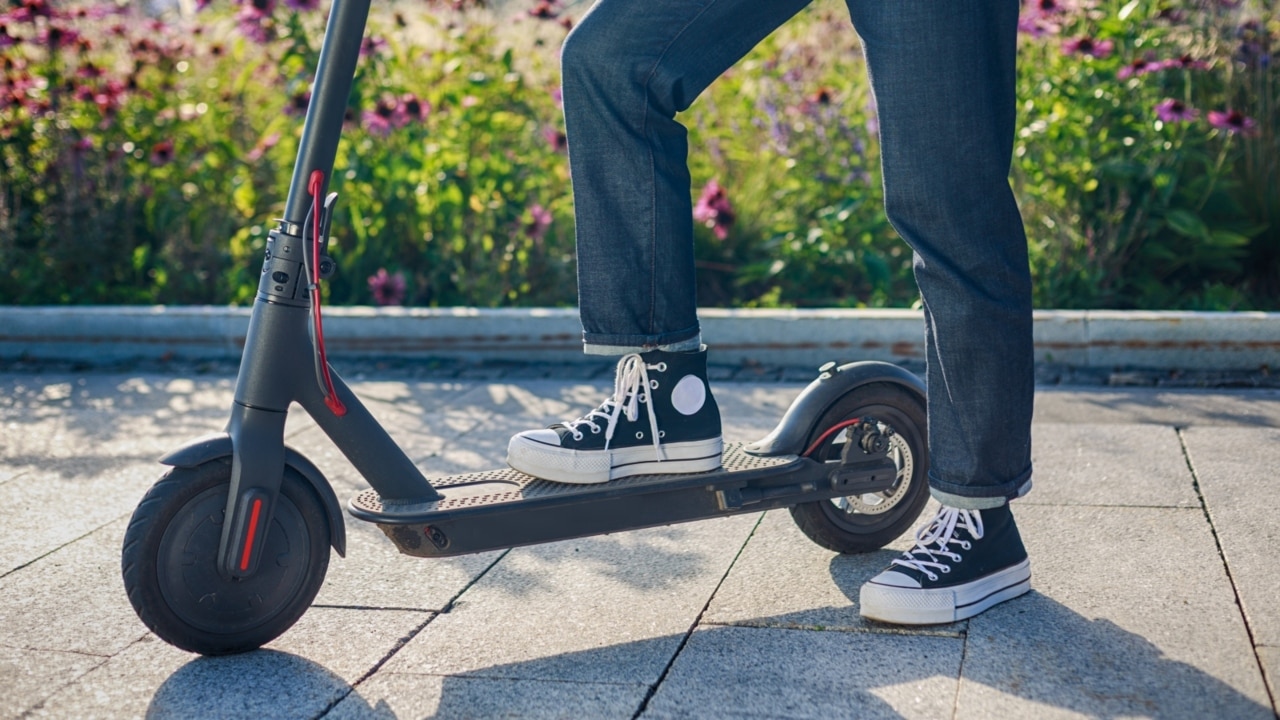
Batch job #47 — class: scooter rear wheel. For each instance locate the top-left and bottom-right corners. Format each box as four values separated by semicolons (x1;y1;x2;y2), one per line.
789;382;929;553
121;458;330;655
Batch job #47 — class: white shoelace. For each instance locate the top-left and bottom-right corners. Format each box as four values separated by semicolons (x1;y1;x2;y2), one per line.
890;506;984;582
562;354;667;460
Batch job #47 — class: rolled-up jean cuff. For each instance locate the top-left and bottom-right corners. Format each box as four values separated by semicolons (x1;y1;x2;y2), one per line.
583;326;701;356
928;468;1033;510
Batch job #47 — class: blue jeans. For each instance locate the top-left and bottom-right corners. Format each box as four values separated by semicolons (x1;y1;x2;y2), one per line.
561;0;1034;509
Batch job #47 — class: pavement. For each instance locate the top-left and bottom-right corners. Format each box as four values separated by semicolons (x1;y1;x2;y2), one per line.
2;363;1279;719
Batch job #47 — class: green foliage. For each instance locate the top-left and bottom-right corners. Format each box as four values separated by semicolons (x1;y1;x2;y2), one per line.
0;0;1276;309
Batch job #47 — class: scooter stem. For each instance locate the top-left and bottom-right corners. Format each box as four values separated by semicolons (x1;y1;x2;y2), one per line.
218;0;442;579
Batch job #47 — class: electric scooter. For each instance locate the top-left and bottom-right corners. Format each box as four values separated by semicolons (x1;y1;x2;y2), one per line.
120;0;931;656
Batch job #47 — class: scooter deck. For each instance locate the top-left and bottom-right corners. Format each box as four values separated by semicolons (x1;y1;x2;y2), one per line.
348;443;898;558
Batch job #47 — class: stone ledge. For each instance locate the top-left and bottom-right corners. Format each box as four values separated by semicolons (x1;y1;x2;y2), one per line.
1;306;1276;370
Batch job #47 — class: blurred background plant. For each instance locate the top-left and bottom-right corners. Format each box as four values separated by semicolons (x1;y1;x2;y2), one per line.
0;0;1275;309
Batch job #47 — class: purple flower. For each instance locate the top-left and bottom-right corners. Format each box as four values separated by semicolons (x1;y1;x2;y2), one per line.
284;0;321;10
523;204;552;241
360;35;387;57
528;1;562;20
1062;36;1114;59
1117;58;1160;79
542;125;567;153
368;269;406;306
150;140;175;166
693;180;735;241
400;93;430;124
38;24;79;49
1155;99;1198;123
1160;54;1210;71
1208;109;1258;135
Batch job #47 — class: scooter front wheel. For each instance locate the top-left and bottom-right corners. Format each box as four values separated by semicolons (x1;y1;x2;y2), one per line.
789;382;929;553
121;458;330;655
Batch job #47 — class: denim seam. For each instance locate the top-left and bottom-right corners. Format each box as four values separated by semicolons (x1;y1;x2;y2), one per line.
639;0;720;336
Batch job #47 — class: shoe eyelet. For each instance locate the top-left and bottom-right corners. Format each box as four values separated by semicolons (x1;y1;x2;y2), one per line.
639;395;648;403
636;431;644;439
591;426;601;434
572;432;584;441
926;573;938;582
960;541;972;550
659;430;666;438
650;380;659;389
655;362;667;372
940;566;951;574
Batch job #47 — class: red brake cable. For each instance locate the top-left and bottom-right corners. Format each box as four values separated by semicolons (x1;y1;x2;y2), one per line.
802;417;862;458
308;169;346;417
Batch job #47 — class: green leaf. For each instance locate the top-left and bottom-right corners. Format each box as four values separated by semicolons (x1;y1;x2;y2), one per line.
1164;210;1209;240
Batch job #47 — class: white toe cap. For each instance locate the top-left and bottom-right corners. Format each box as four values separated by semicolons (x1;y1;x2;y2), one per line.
867;570;922;589
514;428;562;447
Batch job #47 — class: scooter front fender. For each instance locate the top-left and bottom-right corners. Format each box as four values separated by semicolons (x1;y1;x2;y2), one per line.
160;433;347;557
744;361;926;457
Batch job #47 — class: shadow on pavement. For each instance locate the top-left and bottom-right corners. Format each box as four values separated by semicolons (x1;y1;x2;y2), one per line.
146;649;351;720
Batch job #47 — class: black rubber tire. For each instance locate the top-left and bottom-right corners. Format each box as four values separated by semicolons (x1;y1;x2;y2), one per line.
121;458;330;655
789;382;929;554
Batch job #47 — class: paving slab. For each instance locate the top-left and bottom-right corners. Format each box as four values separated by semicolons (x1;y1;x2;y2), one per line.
1023;423;1199;508
1182;426;1280;647
312;519;503;611
1032;387;1280;427
0;644;107;720
0;517;146;656
956;504;1272;719
28;606;429;719
702;505;960;637
382;515;759;684
641;626;963;719
0;461;157;576
1260;647;1279;708
326;672;647;719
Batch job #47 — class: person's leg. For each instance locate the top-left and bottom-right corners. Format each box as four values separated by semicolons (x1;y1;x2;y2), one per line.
561;0;811;354
845;0;1034;624
509;0;811;484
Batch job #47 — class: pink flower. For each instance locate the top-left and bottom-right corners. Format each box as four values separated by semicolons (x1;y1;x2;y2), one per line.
1208;109;1257;135
1062;36;1114;59
245;132;281;162
360;35;387;57
528;1;561;20
1155;99;1198;123
368;269;406;306
1117;58;1160;79
693;180;735;240
38;24;79;49
1161;54;1209;71
400;93;430;123
150;140;175;166
542;126;567;153
524;204;552;241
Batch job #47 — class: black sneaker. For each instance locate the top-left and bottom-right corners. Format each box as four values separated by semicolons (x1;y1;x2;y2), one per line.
506;348;723;484
859;503;1031;625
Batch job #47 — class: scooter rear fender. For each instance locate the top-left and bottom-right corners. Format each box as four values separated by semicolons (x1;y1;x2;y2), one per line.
744;360;926;457
159;433;347;557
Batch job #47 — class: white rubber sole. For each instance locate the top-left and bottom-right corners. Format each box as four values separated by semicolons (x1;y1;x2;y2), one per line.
859;558;1031;625
506;435;724;484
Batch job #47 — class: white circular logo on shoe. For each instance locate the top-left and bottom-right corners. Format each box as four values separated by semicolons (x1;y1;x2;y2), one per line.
670;375;706;416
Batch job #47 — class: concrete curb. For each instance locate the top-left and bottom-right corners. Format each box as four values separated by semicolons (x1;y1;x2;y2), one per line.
1;306;1277;370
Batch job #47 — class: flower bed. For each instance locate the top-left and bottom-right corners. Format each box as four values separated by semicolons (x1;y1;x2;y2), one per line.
1;0;1275;309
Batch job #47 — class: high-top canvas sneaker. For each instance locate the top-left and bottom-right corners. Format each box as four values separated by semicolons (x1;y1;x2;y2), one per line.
859;503;1031;625
507;348;723;484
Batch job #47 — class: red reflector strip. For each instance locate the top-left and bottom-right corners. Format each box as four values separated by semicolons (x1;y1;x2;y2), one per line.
239;498;263;572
